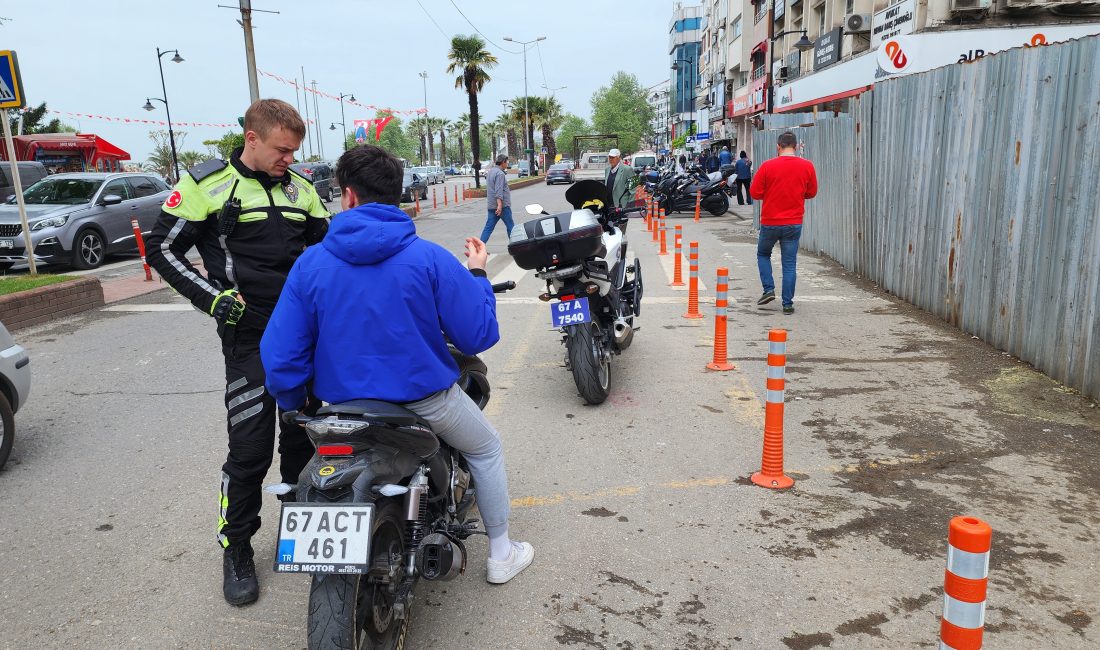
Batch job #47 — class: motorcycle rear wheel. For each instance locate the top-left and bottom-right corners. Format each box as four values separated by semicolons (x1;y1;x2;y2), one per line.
307;502;410;650
568;322;610;405
708;193;730;216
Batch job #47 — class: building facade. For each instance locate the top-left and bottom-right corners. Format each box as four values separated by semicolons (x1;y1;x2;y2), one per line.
646;79;672;154
669;2;703;142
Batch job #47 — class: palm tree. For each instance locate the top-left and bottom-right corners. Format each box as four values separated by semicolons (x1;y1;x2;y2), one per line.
450;117;470;164
529;96;564;168
436;117;450;165
482;118;502;160
447;35;498;188
425;118;438;165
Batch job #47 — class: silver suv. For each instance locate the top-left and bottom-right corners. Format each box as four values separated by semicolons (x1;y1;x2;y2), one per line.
0;320;30;469
0;172;171;271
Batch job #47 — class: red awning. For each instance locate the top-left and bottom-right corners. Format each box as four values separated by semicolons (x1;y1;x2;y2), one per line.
79;134;130;160
0;133;130;162
751;41;768;57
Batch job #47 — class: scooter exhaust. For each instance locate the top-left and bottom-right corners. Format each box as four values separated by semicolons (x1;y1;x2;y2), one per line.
614;319;634;349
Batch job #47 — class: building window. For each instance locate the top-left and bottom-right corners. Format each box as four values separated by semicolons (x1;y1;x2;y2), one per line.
754;1;768;24
817;6;825;33
845;0;854;13
731;16;742;39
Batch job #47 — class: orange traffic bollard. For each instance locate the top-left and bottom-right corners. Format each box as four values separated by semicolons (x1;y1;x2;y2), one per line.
751;329;794;488
454;185;459;203
658;214;669;256
671;226;685;286
646;199;654;232
433;187;437;209
706;268;735;371
940;517;992;650
130;216;153;281
683;242;704;319
694;190;701;223
414;190;421;216
653;209;662;242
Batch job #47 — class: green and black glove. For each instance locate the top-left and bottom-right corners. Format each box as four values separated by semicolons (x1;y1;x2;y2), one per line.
210;289;246;328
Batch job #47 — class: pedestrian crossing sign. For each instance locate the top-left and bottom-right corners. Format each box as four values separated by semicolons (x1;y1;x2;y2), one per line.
0;51;26;110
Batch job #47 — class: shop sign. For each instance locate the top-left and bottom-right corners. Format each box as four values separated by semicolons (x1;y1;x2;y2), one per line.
814;27;843;71
871;0;916;50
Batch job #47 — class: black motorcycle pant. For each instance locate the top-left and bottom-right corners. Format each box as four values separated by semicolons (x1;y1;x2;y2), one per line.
217;325;314;548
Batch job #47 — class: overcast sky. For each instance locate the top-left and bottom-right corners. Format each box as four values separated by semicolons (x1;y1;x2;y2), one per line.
3;0;678;163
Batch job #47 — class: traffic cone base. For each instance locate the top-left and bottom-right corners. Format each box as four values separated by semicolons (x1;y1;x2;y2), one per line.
750;471;794;489
707;360;734;371
683;312;705;320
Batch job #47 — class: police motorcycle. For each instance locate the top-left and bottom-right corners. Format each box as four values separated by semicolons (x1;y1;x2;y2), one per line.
267;280;514;650
506;180;645;405
653;163;734;217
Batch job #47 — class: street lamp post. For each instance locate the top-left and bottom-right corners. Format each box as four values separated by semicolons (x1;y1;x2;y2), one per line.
503;36;546;176
672;57;695;146
767;31;814;114
419;71;428;164
337;93;354;151
149;47;183;182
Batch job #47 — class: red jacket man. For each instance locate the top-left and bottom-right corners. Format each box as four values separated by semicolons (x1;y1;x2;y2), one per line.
749;131;818;314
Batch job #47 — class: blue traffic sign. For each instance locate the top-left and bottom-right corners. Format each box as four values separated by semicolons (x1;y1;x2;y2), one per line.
696;132;711;140
0;51;25;110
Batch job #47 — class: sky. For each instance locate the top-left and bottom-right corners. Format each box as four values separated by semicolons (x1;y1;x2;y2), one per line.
2;0;681;163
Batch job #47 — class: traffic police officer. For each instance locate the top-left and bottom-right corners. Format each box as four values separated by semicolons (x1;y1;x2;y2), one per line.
145;98;329;606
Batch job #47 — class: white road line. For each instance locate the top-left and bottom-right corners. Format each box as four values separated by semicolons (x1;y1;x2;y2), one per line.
496;296;714;305
102;304;195;312
654;251;706;292
490;259;529;287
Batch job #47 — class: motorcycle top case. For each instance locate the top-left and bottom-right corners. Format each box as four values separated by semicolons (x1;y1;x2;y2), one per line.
507;209;605;270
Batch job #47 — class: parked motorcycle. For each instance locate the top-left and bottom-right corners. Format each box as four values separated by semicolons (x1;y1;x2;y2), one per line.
506;180;645;404
268;281;514;650
653;164;734;217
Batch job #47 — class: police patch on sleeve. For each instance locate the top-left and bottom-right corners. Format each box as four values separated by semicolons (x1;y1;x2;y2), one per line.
165;190;183;209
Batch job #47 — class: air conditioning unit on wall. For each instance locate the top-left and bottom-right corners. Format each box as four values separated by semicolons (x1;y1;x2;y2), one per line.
844;13;871;33
951;0;992;12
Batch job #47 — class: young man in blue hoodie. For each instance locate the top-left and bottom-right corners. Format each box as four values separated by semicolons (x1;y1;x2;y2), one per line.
259;145;534;584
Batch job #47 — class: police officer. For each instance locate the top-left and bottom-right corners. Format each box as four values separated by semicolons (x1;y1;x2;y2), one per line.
145;98;329;606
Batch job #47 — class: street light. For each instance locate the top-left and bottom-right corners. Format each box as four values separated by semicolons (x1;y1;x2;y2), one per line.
672;58;695;144
336;92;355;151
503;35;546;176
419;71;429;164
149;47;184;182
767;30;814;114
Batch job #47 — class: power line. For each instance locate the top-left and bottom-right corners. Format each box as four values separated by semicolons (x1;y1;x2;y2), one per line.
447;0;521;54
415;0;448;39
535;41;549;94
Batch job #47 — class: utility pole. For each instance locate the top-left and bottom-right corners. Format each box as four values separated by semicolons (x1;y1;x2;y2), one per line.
219;1;277;104
301;66;313;159
311;80;323;159
419;71;428;165
502;36;546;176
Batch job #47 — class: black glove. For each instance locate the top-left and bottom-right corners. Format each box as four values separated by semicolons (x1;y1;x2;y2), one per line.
210;289;246;328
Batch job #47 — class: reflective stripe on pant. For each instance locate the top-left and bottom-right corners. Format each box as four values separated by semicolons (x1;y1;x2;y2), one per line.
218;326;313;548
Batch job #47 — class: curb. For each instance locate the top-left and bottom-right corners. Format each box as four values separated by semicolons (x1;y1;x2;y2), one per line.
0;276;105;331
464;176;544;199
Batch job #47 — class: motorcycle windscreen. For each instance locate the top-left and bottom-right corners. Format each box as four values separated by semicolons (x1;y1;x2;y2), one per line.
565;179;612;211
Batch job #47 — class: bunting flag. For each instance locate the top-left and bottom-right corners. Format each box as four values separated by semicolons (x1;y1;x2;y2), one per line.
353;119;370;144
373;116;394;141
258;69;427;116
14;107;322;130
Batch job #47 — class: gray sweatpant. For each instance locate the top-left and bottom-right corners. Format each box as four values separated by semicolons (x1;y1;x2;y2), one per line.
404;384;511;538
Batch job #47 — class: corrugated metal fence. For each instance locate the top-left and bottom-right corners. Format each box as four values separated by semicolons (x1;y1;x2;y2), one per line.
752;36;1100;400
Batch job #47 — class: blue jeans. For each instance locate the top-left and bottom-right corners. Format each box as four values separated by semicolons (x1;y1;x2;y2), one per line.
757;225;802;307
480;206;514;243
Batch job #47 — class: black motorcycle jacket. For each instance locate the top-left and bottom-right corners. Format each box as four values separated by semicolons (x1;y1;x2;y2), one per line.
145;148;330;325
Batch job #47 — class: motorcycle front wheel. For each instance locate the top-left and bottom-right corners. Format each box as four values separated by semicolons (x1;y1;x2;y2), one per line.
307;502;409;650
567;322;610;405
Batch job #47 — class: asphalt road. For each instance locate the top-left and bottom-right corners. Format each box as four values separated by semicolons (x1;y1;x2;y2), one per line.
2;179;1098;649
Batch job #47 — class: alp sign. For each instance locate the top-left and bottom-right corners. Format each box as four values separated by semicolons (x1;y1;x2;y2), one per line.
876;36;913;74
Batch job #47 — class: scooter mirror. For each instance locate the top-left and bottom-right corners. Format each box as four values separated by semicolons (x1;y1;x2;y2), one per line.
525;204;545;215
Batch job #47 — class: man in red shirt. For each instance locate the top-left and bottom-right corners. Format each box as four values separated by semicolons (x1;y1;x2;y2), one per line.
749;131;818;314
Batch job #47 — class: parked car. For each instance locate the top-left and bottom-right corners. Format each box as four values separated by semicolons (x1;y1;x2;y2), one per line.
582;153;610;170
517;160;532;178
0;319;30;469
410;166;442;186
631;151;658;172
401;171;429;203
288;162;339;203
545;163;575;185
0;172;171;271
0;162;49;202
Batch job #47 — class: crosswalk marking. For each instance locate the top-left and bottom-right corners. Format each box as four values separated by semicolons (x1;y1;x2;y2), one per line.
490;259;529;287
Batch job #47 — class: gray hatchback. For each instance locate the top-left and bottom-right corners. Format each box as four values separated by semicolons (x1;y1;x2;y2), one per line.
0;172;171;271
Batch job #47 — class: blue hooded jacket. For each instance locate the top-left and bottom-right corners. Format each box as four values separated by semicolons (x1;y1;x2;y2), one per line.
260;202;499;410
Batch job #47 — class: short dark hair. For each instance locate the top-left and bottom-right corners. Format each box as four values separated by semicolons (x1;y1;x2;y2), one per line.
336;145;404;206
739;150;748;158
495;154;509;165
777;131;798;149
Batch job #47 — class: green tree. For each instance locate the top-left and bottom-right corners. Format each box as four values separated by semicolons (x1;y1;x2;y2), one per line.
529;97;565;166
346;114;415;161
556;114;591;161
8;102;76;135
450;117;469;164
435;117;450;165
144;130;188;182
201;131;245;160
447;34;498;188
178;150;210;170
590;72;654;153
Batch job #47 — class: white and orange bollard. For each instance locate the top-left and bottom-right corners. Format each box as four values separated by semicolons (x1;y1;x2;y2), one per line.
706;268;734;371
130;216;152;281
433;187;438;209
683;242;703;319
653;208;662;243
658;213;668;256
940;516;992;650
671;225;685;287
751;329;793;488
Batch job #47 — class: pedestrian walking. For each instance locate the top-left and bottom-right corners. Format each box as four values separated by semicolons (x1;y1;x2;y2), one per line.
734;150;754;206
718;145;732;168
750;131;817;315
480;154;513;243
144;99;330;606
604;148;637;208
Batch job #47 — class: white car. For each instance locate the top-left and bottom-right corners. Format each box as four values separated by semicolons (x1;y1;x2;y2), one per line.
0;320;30;469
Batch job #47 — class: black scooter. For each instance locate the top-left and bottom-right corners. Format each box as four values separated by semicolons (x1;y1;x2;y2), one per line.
655;164;734;217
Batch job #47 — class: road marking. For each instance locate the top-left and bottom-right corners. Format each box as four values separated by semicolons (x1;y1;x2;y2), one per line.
497;296;715;305
655;251;705;292
485;306;543;418
102;304;194;312
490;259;529;287
724;373;765;429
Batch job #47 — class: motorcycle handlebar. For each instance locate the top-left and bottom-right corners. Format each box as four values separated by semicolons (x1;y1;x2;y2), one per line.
492;281;516;293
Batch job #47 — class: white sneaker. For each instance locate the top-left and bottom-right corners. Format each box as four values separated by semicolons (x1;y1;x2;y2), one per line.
486;541;535;584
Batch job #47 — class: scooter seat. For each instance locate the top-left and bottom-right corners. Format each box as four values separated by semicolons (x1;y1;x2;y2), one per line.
317;399;425;427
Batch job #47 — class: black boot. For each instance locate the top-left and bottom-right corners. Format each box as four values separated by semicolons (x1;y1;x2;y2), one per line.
223;540;259;606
